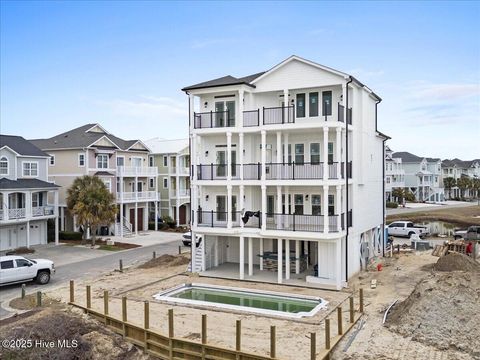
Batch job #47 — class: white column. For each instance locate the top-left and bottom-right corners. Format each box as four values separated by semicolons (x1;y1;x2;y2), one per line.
176;199;180;227
323;185;329;233
239;90;244;129
276;185;282;229
239;185;244;228
135;202;138;235
73;215;78;232
285;239;290;280
60;207;65;231
336;127;341;178
277;238;283;284
192;134;198;181
239;236;245;280
283;89;289;121
261;130;266;180
26;220;30;248
176;155;180;226
342;83;347;121
154;201;158;231
336;239;342;290
323;127;329;180
120;203;124;238
54;191;59;245
295;240;300;274
261;185;266;230
276;132;281;164
285;186;290;227
189;94;195;131
317;241;322;278
259;238;264;270
192;185;198;227
227;185;232;229
227;132;232;180
191;231;196;272
284;132;289;179
336;185;342;232
214;237;219;267
248;237;253;276
239;133;244;181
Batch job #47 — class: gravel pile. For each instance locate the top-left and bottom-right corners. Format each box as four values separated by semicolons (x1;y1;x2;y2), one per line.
434;252;480;272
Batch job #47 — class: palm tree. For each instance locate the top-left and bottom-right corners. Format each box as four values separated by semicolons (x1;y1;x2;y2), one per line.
392;188;405;204
456;177;471;200
443;177;456;199
470;178;480;202
66;176;117;246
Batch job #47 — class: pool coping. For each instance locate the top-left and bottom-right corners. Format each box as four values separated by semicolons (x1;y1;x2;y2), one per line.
152;282;329;319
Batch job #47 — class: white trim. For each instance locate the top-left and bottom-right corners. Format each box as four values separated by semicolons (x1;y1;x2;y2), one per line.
48;173;85;177
148;155;154;167
78;153;85;167
163;177;168;189
163;155;168;167
116;155;125;167
85;123;109;134
21;161;39;178
49;154;55;166
131;156;143;167
87;135;121;150
96;153;109;169
0;156;9;176
126;139;152;152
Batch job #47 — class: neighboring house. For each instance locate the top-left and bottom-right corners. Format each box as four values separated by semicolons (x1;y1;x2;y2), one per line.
144;138;190;226
392;151;444;202
183;55;388;290
30;124;158;237
441;158;480;199
0;135;59;251
385;146;405;202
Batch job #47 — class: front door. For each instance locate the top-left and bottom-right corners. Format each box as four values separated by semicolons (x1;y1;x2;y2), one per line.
215;102;225;127
179;205;186;225
216;150;226;177
129;208;143;232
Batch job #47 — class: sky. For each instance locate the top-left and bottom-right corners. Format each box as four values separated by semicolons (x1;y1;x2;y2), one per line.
1;1;479;159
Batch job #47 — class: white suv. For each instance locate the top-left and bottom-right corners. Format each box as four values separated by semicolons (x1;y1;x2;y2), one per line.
0;255;55;286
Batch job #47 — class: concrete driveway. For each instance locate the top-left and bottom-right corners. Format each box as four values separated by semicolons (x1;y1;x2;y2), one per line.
111;230;183;246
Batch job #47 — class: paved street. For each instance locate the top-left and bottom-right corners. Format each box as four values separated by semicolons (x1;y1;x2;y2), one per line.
0;236;187;319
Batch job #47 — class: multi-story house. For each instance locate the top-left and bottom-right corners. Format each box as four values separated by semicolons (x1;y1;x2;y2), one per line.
392;151;444;202
441;158;480;199
385;146;405;202
30;124;159;237
0;135;59;251
183;55;388;290
145;138;190;226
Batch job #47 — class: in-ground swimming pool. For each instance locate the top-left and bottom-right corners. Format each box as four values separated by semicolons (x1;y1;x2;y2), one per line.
153;283;328;318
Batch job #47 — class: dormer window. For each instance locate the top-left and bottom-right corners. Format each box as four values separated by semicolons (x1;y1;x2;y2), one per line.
0;157;8;175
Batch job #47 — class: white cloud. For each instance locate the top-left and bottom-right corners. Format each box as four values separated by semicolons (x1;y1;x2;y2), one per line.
98;95;188;118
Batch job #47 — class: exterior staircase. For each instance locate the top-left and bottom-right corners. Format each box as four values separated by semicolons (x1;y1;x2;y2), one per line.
187;239;204;273
114;217;133;236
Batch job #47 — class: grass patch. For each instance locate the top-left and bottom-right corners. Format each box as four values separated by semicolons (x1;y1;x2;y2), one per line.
386;205;480;227
9;294;60;310
60;238;140;250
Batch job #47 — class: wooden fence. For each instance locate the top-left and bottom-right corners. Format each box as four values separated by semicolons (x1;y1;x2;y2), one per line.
68;280;363;360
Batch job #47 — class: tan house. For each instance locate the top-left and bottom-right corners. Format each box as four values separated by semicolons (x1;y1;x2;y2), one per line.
30;124;159;236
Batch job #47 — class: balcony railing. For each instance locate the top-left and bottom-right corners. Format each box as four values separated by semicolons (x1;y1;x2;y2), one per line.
328;163;338;179
0;210;3;220
243;110;260;127
338;103;352;124
8;208;26;219
243;163;261;180
194;110;235;129
265;162;324;180
117;191;158;202
32;206;54;217
198;211;238;228
263;106;295;125
197;164;239;180
347;210;353;227
171;189;190;197
266;213;342;233
117;166;158;177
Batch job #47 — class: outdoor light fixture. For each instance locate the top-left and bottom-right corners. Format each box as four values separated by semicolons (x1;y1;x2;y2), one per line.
305;195;309;201
205;151;209;157
204;102;208;108
205;195;209;201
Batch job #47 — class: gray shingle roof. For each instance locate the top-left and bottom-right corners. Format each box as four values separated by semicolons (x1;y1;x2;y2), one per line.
393;151;440;163
0;178;59;190
442;158;480;168
182;72;265;91
0;135;49;157
30;124;146;151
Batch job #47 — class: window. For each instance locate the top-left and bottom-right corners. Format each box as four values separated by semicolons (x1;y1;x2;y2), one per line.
309;92;319;117
311;195;321;216
149;178;154;188
226;101;235;127
97;154;108;169
16;259;31;267
328;142;334;164
322;91;332;116
216;195;226;221
295;144;304;165
49;155;55;166
294;194;304;215
137;182;143;192
0;260;14;269
386;177;391;184
132;157;142;167
296;93;305;118
32;193;39;207
310;143;320;164
0;157;8;175
163;178;168;189
163;156;168;167
283;144;292;164
267;195;275;218
328;194;335;216
102;179;111;192
116;156;124;167
78;153;85;167
149;156;154;167
22;162;38;177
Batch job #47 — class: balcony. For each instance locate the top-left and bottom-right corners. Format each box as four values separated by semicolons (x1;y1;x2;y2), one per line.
32;206;54;217
338;103;352;124
263;106;295;125
117;191;158;202
170;189;190;198
117;166;158;177
194;111;235;129
198;211;261;229
243;110;260;127
8;208;26;220
197;164;240;180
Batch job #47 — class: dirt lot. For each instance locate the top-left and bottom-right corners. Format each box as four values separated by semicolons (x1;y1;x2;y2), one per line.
386;204;480;227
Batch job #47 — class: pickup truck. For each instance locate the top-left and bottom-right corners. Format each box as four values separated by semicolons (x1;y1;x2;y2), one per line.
386;221;429;238
454;226;480;241
0;255;55;286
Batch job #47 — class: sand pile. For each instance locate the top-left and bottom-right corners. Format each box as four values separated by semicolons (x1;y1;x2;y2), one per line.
138;254;190;269
434;252;480;272
387;271;480;358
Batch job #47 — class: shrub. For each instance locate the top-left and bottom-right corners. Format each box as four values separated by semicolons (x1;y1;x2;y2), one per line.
386;202;398;208
163;215;176;229
59;231;83;240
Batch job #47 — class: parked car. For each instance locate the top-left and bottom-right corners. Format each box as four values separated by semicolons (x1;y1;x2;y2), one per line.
386;221;429;238
454;226;480;241
182;231;202;247
0;255;55;286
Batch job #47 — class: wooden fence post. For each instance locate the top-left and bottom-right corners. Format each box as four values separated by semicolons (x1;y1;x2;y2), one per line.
236;320;241;351
359;288;364;313
153;251;156;259
21;284;26;299
349;296;354;323
119;259;123;272
69;280;74;303
168;309;174;360
310;332;316;360
178;245;182;255
201;314;207;344
325;318;330;350
144;301;149;354
270;326;276;358
36;291;42;307
104;290;109;315
122;296;127;338
337;306;343;335
86;285;91;309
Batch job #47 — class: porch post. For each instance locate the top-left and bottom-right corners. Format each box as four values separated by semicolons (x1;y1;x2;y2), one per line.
54;191;59;245
239;185;244;228
323;127;329;181
285;186;290;227
239;236;245;280
227;132;232;180
336;185;342;232
239;133;244;181
120;203;124;238
261;130;266;180
336;239;342;290
295;240;300;274
154;201;158;231
214;237;218;267
285;239;290;280
227;185;232;229
259;238;264;271
277;239;283;284
276;131;282;164
317;241;322;278
60;207;65;231
26;220;30;248
248;237;253;276
135;202;138;235
323;185;329;233
276;185;282;229
191;231;196;273
261;185;266;231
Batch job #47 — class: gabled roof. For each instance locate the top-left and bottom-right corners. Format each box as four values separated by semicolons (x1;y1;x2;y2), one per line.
30;123;148;152
393;151;440;163
442;158;480;168
145;138;189;155
0;135;49;157
0;178;59;190
182;72;265;92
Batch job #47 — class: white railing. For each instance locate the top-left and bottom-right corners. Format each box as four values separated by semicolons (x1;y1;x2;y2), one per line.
8;208;26;219
179;167;189;175
117;191;158;202
170;189;190;197
117;166;158;177
32;206;55;217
